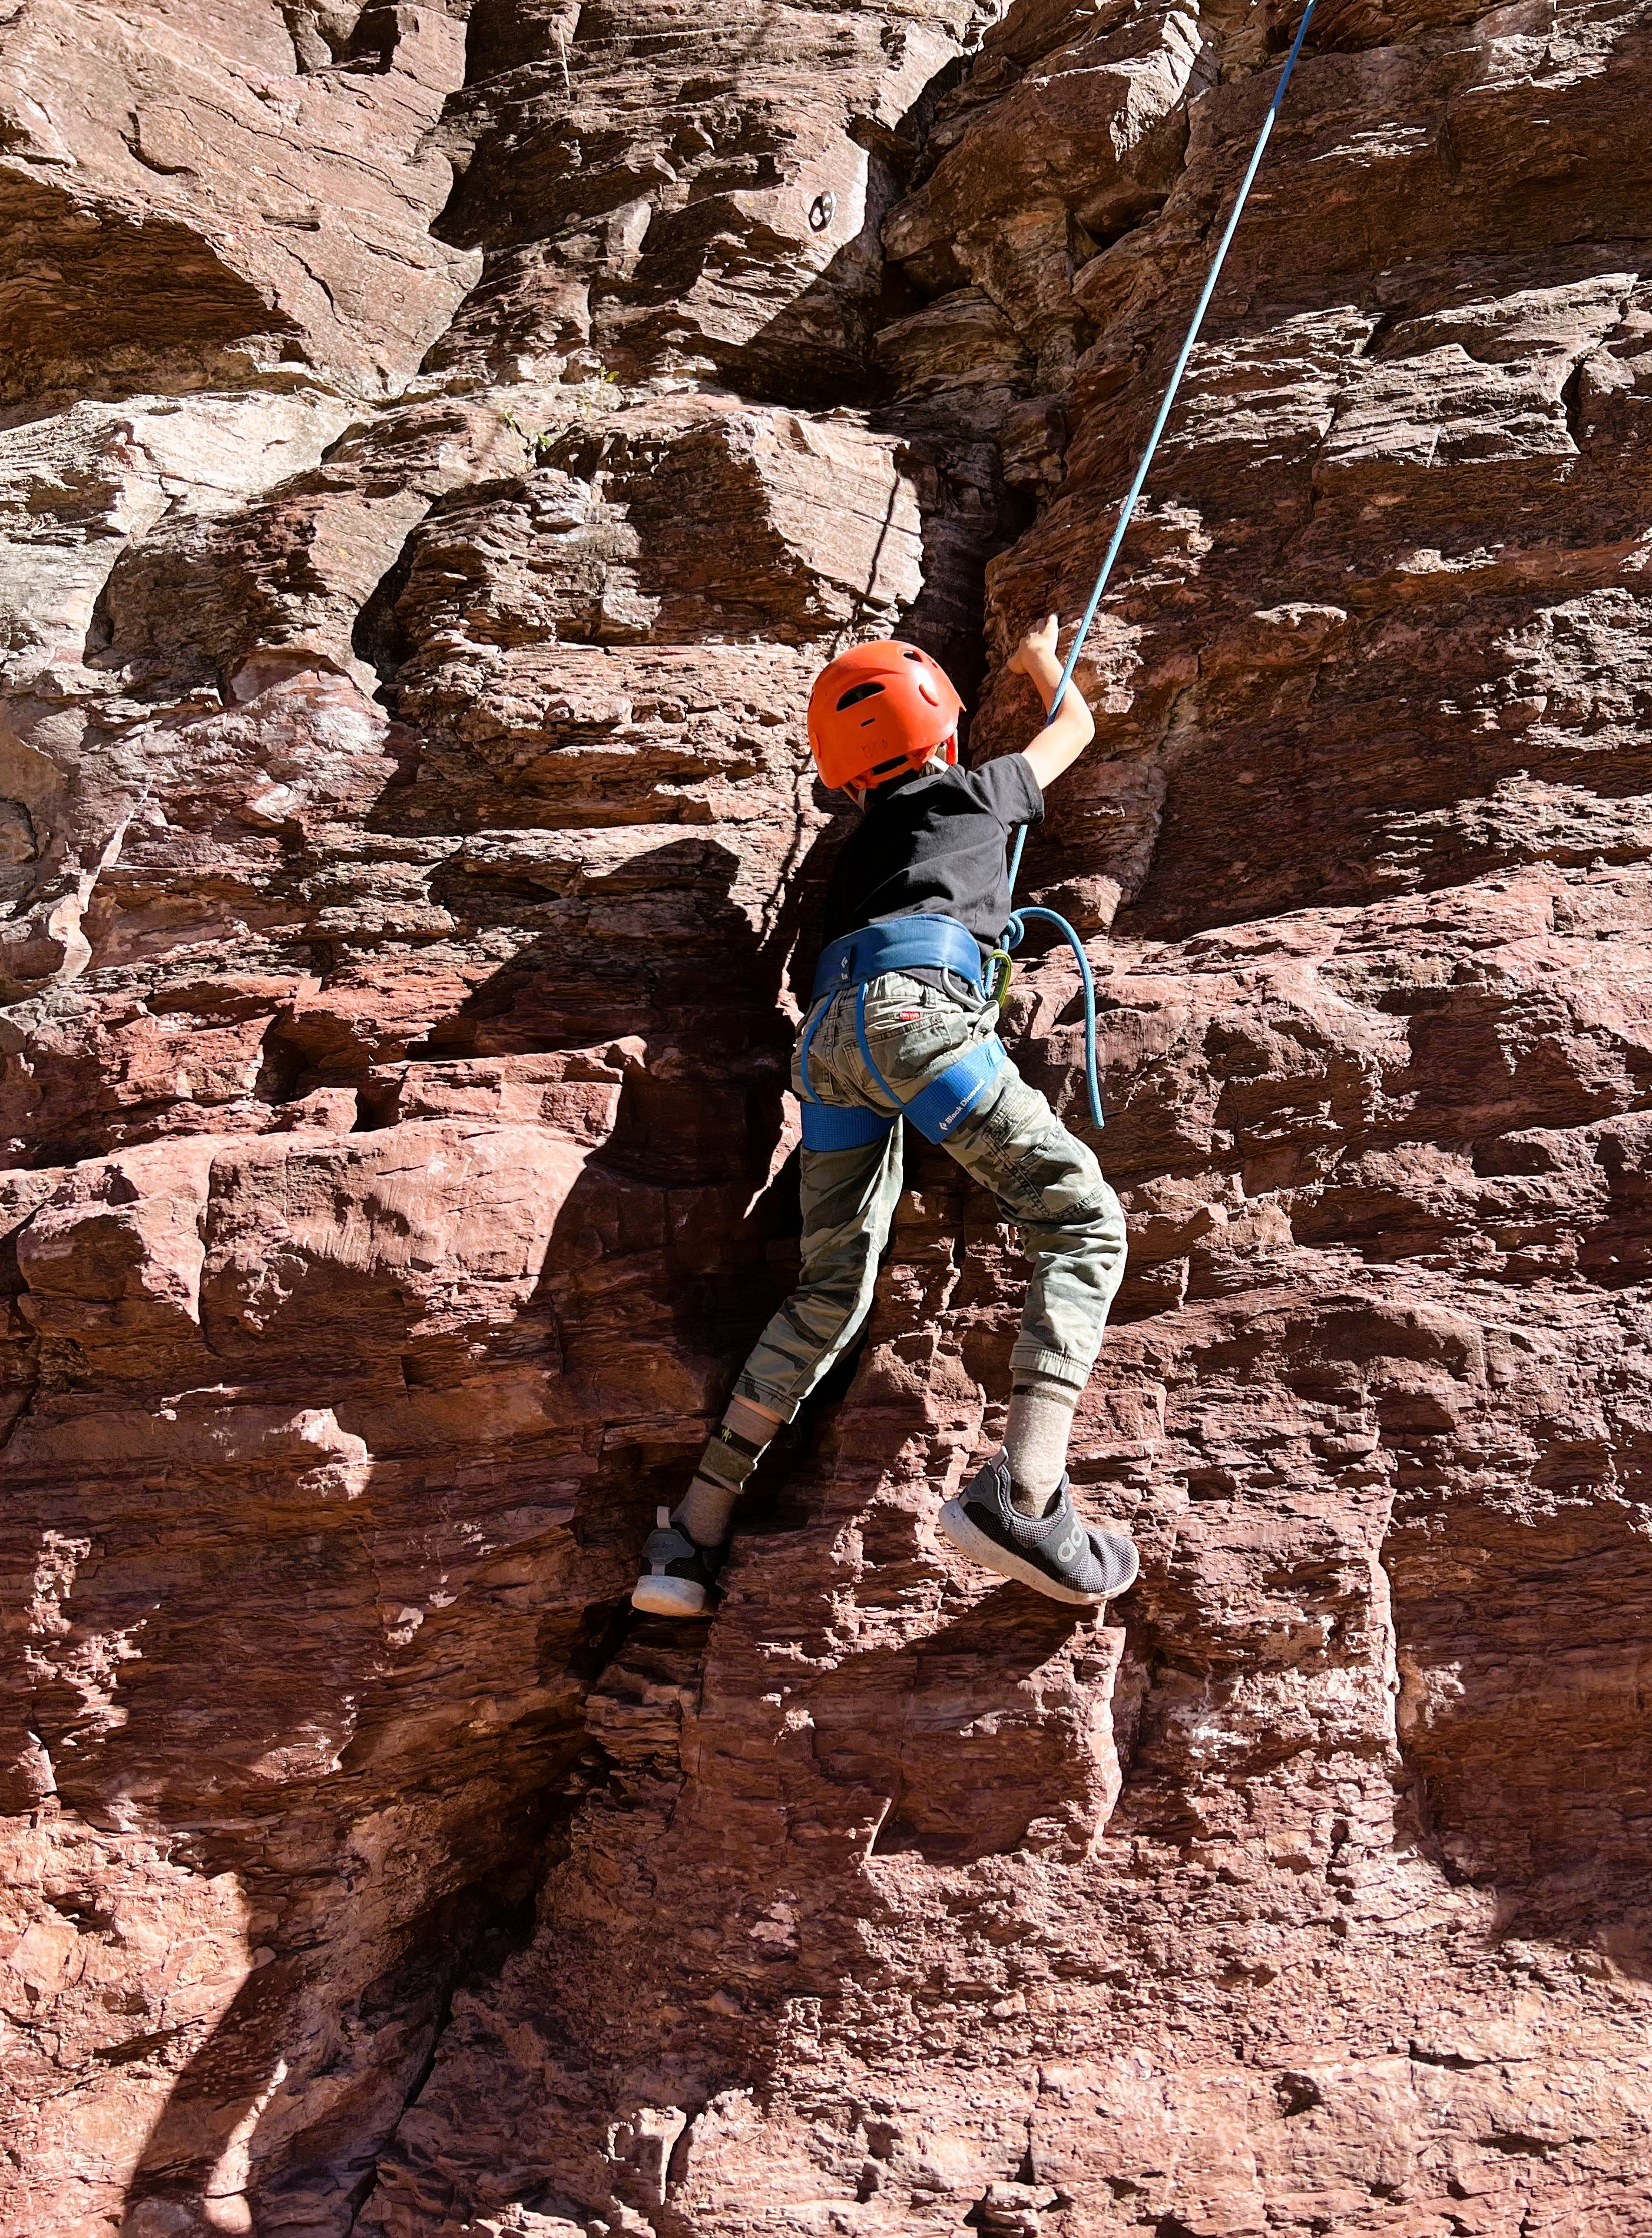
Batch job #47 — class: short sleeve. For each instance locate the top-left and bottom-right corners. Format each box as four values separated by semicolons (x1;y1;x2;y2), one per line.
966;752;1044;828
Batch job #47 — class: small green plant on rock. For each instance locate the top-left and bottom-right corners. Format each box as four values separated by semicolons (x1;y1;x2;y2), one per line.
501;410;560;467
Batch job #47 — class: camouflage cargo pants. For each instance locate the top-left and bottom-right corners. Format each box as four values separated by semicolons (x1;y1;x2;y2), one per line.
736;971;1128;1418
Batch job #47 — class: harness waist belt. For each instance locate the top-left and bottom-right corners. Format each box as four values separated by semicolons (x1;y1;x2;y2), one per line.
812;913;984;1002
799;913;1003;1153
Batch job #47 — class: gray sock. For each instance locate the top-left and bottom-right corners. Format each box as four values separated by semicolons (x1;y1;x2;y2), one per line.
674;1471;740;1548
1004;1376;1082;1518
673;1396;780;1545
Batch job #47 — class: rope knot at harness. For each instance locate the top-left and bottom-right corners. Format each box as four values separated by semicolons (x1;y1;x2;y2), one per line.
995;0;1321;1139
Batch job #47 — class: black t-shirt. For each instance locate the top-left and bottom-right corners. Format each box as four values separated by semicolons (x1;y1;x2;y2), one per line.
820;753;1045;959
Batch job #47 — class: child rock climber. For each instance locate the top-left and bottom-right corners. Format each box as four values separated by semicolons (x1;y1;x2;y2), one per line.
633;618;1136;1617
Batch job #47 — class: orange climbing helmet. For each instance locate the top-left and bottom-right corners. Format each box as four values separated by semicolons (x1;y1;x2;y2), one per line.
807;640;964;793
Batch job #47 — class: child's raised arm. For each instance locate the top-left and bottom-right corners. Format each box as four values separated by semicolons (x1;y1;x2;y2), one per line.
1010;614;1095;792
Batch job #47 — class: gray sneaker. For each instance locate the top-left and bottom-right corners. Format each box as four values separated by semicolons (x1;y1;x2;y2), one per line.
632;1507;726;1618
939;1451;1138;1607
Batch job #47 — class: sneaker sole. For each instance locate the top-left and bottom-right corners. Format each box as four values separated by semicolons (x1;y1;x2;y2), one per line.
938;1496;1138;1608
631;1575;713;1617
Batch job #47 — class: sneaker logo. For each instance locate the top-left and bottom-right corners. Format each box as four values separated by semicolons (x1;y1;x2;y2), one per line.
1056;1525;1083;1564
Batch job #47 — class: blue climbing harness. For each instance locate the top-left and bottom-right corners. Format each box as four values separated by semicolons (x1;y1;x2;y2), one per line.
796;0;1322;1158
797;914;1007;1151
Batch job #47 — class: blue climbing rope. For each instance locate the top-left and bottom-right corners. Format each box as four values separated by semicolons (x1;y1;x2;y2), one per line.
999;0;1321;1130
998;898;1107;1125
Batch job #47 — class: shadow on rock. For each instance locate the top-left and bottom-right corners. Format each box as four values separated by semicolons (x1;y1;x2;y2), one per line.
97;820;860;2232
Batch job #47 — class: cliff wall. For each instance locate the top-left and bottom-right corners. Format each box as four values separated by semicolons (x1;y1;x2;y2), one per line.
4;2;1652;2233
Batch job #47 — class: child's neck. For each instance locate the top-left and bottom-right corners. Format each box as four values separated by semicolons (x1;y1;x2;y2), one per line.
864;763;926;804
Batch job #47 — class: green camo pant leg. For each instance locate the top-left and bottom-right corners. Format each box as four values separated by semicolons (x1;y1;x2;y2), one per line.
939;1060;1128;1392
731;974;1126;1418
734;1121;905;1419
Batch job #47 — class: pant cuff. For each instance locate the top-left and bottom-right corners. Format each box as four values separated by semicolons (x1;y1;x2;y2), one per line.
1008;1345;1092;1393
1012;1368;1084;1409
733;1372;802;1423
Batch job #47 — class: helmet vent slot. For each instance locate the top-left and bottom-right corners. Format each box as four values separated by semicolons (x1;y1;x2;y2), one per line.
836;681;886;711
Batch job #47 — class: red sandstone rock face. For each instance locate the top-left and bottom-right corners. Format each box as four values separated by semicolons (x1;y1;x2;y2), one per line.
5;1;1652;2233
